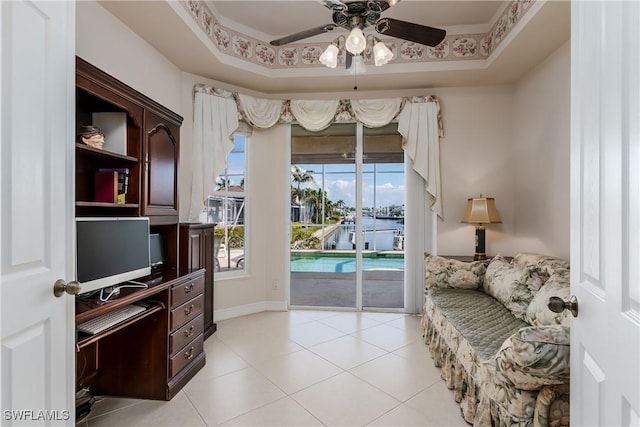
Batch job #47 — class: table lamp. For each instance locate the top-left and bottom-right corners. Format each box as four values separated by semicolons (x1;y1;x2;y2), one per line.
461;196;502;260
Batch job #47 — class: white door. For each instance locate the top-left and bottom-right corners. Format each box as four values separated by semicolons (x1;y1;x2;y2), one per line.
571;1;640;426
1;1;76;425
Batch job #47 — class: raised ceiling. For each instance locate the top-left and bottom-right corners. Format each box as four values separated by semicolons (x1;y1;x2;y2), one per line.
99;0;570;96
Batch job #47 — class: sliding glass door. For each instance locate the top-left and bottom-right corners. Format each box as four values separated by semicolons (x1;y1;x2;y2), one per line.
289;123;404;310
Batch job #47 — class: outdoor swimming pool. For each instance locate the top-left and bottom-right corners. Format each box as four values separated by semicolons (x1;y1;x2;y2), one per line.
290;253;404;273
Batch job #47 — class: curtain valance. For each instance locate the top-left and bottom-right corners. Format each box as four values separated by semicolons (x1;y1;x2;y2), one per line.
188;85;444;221
193;84;443;134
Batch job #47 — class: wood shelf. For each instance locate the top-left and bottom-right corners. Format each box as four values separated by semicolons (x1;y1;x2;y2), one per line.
75;201;139;208
76;143;138;163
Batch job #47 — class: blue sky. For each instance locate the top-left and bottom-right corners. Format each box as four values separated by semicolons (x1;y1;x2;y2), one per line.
295;164;404;209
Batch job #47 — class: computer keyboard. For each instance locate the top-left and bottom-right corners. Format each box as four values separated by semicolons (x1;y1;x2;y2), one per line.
77;304;146;335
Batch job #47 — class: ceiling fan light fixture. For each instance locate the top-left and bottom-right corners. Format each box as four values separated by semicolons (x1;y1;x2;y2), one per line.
349;55;367;74
373;40;393;66
319;43;339;68
345;27;366;55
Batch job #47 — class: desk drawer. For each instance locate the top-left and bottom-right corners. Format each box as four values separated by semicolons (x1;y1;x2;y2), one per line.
170;294;204;330
171;276;205;307
170;334;203;378
170;314;203;355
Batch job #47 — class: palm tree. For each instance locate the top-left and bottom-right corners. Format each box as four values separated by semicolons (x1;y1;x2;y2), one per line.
291;165;315;204
215;176;228;191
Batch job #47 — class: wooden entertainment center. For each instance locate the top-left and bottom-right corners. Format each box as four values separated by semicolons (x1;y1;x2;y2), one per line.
74;57;215;400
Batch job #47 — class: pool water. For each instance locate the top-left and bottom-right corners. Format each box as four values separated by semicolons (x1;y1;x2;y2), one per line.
291;255;404;273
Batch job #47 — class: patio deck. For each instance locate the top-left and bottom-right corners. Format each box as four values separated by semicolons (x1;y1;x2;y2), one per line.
290;270;403;309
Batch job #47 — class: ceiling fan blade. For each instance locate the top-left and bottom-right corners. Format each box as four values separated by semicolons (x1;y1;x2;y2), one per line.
321;0;347;12
375;18;446;47
270;24;337;46
367;0;400;13
345;51;353;70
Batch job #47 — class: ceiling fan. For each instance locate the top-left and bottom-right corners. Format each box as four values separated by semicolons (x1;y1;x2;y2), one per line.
269;0;447;53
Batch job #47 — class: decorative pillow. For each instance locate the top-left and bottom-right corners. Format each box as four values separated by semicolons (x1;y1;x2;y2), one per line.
483;255;533;320
494;325;570;390
512;253;570;294
526;272;571;327
424;253;487;290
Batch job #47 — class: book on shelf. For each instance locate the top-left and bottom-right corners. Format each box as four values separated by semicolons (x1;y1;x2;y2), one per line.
97;168;129;204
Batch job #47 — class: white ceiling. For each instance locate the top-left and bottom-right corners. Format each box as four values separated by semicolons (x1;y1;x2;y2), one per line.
99;0;570;96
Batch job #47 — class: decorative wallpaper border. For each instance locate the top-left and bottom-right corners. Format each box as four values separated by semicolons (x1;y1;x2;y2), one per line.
181;0;535;69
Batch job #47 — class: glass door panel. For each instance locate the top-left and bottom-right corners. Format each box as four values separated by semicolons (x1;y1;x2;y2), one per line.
362;125;405;309
290;124;357;308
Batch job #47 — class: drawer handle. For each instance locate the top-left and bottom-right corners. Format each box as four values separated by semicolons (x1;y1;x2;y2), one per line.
184;325;195;337
184;347;195;360
184;304;194;316
184;284;194;294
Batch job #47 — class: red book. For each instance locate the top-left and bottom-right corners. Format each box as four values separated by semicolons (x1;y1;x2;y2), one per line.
94;170;118;203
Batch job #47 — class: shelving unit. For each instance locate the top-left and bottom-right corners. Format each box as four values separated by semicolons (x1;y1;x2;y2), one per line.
74;57;205;401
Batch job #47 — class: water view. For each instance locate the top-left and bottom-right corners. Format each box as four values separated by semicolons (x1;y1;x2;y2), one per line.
322;216;404;251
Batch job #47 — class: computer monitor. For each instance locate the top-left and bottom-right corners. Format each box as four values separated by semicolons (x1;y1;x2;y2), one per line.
149;233;167;270
76;217;151;295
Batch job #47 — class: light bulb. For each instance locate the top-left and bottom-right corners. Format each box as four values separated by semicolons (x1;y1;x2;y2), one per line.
319;44;339;68
373;40;393;66
345;27;366;55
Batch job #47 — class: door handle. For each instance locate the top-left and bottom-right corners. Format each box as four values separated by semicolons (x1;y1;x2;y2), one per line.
53;279;82;298
547;295;578;318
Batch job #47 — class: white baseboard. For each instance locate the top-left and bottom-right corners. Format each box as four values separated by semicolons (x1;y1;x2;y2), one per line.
214;300;288;322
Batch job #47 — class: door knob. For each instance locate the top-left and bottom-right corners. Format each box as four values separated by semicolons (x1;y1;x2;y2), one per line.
53;279;82;298
547;295;578;318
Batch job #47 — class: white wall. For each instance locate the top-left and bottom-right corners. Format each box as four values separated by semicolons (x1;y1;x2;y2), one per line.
511;41;570;260
430;85;516;258
76;1;182;114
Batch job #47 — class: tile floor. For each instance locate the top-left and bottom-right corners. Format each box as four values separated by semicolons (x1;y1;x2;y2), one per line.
84;310;467;427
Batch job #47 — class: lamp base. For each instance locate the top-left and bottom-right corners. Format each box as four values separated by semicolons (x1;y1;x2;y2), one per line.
474;225;487;261
473;253;487;261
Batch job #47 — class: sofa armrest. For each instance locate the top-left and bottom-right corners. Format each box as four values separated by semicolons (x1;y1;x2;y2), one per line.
494;325;570;390
424;253;488;290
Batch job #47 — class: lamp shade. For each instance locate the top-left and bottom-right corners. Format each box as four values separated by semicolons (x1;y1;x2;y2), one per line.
461;197;502;224
373;40;393;66
319;44;339;68
345;27;366;55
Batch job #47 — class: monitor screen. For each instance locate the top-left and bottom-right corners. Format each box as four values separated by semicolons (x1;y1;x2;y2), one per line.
149;233;167;268
76;217;151;295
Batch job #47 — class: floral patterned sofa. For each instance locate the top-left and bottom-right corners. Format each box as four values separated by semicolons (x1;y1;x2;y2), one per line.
421;253;571;426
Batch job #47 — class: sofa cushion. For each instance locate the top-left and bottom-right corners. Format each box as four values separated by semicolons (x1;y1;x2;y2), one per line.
424;253;487;290
526;272;572;327
483;255;534;320
494;325;570;390
512;253;570;294
428;288;529;360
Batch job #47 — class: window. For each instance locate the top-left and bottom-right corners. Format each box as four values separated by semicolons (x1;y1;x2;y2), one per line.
206;133;247;273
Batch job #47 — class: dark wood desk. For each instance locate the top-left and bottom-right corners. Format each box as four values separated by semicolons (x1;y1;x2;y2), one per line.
75;269;205;401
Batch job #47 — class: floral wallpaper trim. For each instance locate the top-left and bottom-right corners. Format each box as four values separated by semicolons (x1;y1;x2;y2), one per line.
181;0;536;69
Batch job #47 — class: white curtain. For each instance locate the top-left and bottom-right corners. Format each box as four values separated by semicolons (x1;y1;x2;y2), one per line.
191;84;443;222
289;100;340;131
237;94;282;128
188;90;239;221
351;98;402;128
398;101;443;219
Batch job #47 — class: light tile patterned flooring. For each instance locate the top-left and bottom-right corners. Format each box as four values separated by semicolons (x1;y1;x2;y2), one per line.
84;310;467;427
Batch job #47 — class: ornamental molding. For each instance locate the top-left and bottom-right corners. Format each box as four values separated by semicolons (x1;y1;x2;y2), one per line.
180;0;537;70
